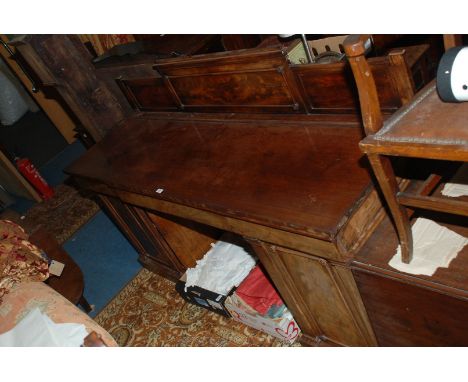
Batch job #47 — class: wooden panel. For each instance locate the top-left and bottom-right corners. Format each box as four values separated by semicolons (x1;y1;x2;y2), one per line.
146;211;221;269
336;177;411;257
272;247;374;346
353;269;468;346
247;239;322;340
250;241;376;346
98;195;183;280
292;62;359;113
98;195;146;254
292;45;430;114
117;77;178;111
331;265;377;345
168;70;296;111
371;58;405;108
96;61;164;115
336;187;385;257
125;205;185;272
292;56;400;114
153;49;305;113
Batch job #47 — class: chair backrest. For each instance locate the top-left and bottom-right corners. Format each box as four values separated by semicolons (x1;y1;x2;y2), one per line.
443;34;463;51
344;35;384;136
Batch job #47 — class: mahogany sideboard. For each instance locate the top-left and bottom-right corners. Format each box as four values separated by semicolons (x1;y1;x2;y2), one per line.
66;113;384;347
13;34;443;346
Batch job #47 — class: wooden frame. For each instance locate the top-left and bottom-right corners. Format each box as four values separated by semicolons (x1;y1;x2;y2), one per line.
345;34;468;264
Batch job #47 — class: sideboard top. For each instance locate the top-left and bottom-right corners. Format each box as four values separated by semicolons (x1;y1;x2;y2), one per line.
67;115;372;241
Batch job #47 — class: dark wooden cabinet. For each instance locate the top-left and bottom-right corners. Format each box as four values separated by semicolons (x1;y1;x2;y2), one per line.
99;195;219;281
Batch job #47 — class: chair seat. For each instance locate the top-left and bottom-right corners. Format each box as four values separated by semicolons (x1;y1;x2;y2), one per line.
360;81;468;161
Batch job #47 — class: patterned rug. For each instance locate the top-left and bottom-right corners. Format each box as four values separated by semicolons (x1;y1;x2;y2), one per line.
22;183;100;244
94;268;300;347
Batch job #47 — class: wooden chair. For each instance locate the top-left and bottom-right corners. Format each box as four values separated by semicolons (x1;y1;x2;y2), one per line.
344;34;468;264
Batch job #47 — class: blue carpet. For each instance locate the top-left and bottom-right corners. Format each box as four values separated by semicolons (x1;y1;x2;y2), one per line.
40;140;86;187
46;142;142;316
63;210;142;317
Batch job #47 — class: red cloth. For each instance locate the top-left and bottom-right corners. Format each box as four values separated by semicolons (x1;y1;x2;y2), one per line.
235;265;283;315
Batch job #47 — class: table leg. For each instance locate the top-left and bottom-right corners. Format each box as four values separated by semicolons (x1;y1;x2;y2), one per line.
79;295;93;313
367;154;413;263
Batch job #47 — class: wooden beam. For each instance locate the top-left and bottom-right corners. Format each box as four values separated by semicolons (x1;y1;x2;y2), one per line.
398;192;468;216
0;35;76;144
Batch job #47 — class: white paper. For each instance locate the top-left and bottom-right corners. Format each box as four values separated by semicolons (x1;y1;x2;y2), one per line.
442;163;468;197
389;218;468;276
185;238;256;295
0;308;89;347
441;183;468;198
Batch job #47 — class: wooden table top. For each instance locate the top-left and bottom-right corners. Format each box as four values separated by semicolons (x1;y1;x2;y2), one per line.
66;115;372;242
360;81;468;161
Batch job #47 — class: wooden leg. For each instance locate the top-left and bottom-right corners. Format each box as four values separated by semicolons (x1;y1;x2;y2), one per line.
367;154;413;263
79;295;93;313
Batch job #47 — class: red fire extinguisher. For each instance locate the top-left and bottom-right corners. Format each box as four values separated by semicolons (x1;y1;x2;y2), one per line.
16;158;54;200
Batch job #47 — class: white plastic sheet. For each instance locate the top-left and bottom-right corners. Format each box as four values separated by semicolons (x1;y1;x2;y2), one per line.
185;238;256;295
0;69;29;126
0;308;88;347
